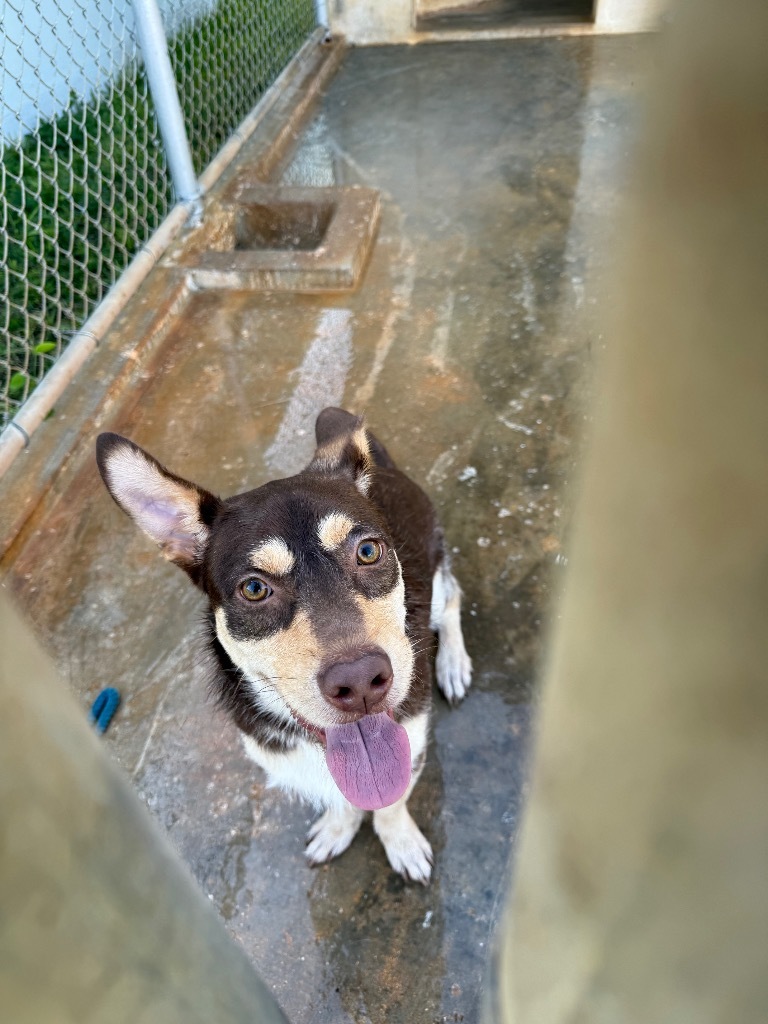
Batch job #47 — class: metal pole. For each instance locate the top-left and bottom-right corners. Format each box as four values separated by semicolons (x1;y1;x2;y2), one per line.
314;0;329;30
132;0;203;220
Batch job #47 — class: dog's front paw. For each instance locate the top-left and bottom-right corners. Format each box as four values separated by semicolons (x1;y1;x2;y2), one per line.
436;637;473;705
306;805;364;865
374;809;433;885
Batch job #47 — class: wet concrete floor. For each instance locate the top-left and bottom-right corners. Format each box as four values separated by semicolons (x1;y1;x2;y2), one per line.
2;35;652;1023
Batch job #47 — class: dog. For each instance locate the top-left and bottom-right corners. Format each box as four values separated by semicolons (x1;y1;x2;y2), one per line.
96;407;472;882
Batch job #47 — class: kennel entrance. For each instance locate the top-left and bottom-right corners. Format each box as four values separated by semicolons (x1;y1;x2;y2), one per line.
415;0;594;30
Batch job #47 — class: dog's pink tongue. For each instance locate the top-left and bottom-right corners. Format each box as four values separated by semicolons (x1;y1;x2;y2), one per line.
324;713;411;811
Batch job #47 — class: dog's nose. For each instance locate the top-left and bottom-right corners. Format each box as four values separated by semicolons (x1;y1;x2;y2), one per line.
318;651;393;714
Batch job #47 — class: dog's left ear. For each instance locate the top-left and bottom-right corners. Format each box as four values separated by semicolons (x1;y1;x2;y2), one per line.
309;407;373;495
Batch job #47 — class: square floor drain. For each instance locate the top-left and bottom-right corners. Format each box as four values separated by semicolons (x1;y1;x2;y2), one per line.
165;186;380;292
234;199;335;252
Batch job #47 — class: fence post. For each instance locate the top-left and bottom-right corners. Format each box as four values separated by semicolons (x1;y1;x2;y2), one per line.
0;590;290;1023
132;0;203;220
494;0;768;1019
314;0;329;28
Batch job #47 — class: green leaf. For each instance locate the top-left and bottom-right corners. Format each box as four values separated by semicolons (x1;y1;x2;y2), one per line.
8;372;28;397
33;342;57;354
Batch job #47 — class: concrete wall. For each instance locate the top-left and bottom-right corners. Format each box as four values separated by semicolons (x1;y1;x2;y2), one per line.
594;0;665;32
329;0;413;46
329;0;663;44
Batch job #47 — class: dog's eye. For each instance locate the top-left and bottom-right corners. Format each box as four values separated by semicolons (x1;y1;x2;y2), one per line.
240;578;271;602
356;539;383;565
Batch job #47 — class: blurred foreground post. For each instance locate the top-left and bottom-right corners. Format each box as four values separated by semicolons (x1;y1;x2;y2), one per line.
496;0;768;1020
0;593;288;1024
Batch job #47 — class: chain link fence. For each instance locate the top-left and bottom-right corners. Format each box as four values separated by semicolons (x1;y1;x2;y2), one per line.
1;0;316;429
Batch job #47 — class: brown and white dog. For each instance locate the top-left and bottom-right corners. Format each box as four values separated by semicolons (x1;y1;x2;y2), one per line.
96;407;471;882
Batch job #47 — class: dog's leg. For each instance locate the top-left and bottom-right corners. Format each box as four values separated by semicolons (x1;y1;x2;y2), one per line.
430;560;473;704
372;711;433;884
373;781;433;884
306;802;364;865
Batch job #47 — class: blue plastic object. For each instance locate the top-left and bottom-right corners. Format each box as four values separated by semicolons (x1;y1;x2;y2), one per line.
90;687;120;734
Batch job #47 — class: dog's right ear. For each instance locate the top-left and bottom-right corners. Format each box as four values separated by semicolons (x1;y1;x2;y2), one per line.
96;433;220;580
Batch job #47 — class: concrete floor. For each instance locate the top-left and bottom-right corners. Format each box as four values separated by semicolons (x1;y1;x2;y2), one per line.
2;35;651;1023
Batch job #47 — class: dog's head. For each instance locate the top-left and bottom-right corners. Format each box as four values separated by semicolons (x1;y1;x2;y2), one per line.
96;411;415;758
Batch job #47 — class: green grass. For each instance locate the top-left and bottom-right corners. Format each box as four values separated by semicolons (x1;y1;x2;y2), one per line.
1;70;170;410
172;0;316;174
1;0;315;424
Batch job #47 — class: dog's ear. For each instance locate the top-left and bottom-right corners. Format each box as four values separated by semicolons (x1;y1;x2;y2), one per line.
309;407;373;495
96;433;220;580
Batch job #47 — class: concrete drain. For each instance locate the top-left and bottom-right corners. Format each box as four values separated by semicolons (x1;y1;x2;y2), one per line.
164;186;380;292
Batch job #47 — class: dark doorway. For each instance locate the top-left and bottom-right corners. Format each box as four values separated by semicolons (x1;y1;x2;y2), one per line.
416;0;594;31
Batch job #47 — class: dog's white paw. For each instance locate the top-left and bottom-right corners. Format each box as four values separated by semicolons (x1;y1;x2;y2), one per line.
436;635;473;705
374;809;433;885
306;806;363;865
